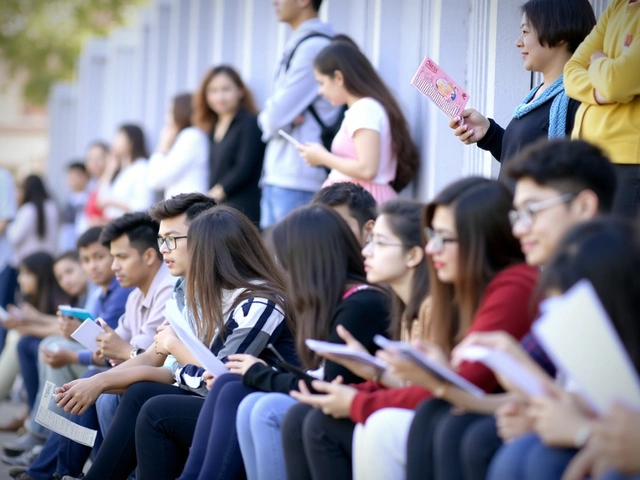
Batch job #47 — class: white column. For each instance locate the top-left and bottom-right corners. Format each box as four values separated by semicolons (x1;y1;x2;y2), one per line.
47;83;78;203
74;39;108;153
186;0;216;90
165;0;192;97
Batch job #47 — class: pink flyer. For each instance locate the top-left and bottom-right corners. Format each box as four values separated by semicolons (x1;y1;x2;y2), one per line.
411;56;469;119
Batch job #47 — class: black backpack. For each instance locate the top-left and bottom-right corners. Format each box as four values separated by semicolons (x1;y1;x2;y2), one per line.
284;33;348;151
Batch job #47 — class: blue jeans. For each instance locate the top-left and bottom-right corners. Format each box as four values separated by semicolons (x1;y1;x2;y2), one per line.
178;373;253;480
96;392;121;438
488;433;577;480
17;335;43;410
237;392;298;480
260;185;316;229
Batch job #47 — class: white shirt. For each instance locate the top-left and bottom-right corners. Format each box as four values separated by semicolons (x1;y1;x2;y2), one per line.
100;159;155;219
7;200;59;266
147;127;210;199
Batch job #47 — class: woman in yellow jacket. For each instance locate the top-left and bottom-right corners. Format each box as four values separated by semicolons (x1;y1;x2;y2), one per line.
564;0;640;217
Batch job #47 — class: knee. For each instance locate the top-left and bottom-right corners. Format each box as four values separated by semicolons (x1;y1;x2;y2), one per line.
136;395;163;435
281;402;312;444
251;394;294;429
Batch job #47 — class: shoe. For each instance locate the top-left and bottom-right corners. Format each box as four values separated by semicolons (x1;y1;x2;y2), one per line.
13;472;35;480
2;432;45;457
2;445;43;466
0;414;27;432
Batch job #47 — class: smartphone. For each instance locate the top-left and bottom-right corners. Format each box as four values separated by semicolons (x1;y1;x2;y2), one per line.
266;344;319;392
277;129;301;147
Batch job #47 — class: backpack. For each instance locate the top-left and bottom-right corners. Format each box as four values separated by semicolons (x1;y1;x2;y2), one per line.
284;33;348;151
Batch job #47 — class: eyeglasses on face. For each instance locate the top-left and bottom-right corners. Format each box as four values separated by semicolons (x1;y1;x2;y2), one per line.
157;236;187;251
508;193;575;229
423;227;458;252
364;234;405;249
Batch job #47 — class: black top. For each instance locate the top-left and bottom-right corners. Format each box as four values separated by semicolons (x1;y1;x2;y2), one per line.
209;108;265;224
478;98;580;172
242;288;391;393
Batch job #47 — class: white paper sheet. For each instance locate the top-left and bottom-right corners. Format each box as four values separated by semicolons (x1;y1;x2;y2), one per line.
532;280;640;414
163;300;229;378
374;335;485;397
70;318;104;352
34;381;97;447
305;339;387;371
458;345;546;397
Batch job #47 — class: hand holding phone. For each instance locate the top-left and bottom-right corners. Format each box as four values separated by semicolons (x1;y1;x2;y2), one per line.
278;129;301;147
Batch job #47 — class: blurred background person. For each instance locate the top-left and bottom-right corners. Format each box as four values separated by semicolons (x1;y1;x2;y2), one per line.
59;162;90;252
147;92;209;199
0;167;17;355
83;141;109;228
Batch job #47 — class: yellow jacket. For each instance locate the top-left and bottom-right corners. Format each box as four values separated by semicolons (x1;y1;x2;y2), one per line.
564;0;640;164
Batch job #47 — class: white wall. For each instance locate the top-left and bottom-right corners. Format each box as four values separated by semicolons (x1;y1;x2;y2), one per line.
48;0;611;202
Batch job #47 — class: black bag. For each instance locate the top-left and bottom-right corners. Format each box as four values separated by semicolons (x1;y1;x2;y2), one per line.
284;33;347;151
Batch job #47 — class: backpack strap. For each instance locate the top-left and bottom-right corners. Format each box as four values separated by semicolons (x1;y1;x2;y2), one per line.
342;284;371;300
284;32;332;73
307;103;326;129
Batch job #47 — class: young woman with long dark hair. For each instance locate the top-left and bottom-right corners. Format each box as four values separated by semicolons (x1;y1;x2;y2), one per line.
7;175;59;265
286;177;539;480
147;92;210;198
297;36;419;203
193;65;264;224
131;204;390;480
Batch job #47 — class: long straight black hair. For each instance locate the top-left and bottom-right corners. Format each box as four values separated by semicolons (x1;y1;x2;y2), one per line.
21;175;50;239
423;177;525;353
271;204;370;369
314;37;419;192
20;252;73;314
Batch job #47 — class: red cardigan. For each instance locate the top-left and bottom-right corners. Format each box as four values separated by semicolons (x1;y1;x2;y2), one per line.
349;263;539;424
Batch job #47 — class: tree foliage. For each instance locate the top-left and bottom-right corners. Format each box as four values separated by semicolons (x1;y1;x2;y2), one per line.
0;0;146;105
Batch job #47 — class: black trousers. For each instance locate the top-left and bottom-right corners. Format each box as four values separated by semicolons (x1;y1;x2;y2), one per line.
282;402;356;480
83;382;195;480
407;399;502;480
612;164;640;218
135;393;204;480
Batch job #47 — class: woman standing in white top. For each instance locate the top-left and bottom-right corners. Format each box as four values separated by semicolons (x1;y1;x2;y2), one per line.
98;124;154;220
7;175;59;267
297;36;419;204
147;93;209;199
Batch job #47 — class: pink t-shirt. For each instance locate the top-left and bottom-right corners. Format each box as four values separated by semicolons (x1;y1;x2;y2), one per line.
328;97;397;185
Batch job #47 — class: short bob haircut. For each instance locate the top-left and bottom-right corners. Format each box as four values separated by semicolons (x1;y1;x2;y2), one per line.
522;0;596;53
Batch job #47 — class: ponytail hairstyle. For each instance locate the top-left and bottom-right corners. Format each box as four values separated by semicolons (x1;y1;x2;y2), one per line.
314;36;419;192
376;200;429;340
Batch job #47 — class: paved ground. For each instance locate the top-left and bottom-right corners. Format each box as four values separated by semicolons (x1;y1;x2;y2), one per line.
0;401;26;479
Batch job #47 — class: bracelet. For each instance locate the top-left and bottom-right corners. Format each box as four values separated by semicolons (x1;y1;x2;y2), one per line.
573;425;591;448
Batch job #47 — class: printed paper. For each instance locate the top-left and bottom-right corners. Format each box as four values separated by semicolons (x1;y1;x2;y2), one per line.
305;339;387;371
411;56;469;119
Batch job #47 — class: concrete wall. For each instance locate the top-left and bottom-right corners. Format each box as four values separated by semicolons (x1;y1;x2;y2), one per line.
48;0;612;203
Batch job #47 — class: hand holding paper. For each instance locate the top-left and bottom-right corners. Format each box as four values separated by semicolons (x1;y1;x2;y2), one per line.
163;299;228;378
70;318;104;353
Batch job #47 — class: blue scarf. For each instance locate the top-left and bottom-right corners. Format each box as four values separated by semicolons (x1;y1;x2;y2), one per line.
513;75;569;139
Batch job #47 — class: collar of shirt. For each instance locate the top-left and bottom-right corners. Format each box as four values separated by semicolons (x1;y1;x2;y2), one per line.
141;263;173;310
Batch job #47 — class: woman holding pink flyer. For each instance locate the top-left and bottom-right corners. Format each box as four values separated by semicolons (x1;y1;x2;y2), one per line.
449;0;596;171
296;35;419;203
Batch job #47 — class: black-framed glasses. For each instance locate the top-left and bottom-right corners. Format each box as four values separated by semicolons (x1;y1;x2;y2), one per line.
508;193;575;229
424;227;458;252
364;234;405;249
157;236;187;251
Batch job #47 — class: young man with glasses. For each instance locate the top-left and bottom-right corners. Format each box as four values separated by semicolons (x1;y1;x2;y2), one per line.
505;138;616;267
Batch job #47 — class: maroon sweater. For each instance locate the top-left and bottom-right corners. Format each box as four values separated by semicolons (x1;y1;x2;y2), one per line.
349;263;539;424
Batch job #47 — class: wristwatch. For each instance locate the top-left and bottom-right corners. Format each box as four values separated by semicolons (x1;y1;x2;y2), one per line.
130;348;144;359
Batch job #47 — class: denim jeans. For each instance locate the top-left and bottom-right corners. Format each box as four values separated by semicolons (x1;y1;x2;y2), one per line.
16;335;43;409
236;392;298;480
488;433;577;480
0;265;17;353
259;185;316;229
96;392;121;438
